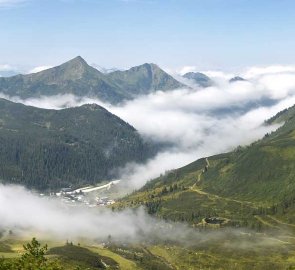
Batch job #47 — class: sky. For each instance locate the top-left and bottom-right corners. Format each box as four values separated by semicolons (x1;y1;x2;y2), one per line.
1;0;295;71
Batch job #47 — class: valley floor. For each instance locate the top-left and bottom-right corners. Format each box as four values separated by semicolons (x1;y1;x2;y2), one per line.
2;228;295;270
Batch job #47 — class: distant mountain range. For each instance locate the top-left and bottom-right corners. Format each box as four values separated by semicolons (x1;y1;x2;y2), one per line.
0;57;250;105
0;56;185;104
0;70;19;77
229;76;246;83
182;72;214;88
0;98;156;190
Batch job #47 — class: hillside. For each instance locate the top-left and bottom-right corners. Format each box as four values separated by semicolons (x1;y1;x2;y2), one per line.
2;237;295;270
0;57;185;104
116;104;295;229
0;98;156;190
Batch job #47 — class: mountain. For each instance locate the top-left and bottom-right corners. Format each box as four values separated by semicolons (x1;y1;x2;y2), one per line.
182;72;214;88
0;70;19;77
117;103;295;229
0;57;185;104
229;76;246;83
0;98;156;190
108;63;185;96
0;57;127;104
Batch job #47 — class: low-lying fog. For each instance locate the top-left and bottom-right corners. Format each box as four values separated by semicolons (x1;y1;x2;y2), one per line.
1;65;295;189
1;65;295;244
0;184;290;248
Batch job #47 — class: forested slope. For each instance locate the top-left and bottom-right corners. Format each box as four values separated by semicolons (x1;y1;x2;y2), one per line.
0;99;156;190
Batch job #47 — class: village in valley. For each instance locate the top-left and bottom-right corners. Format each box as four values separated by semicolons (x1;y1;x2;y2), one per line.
40;180;121;208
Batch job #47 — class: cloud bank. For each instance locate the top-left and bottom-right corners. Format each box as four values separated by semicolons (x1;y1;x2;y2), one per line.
1;64;295;244
1;65;295;190
0;184;230;244
0;184;289;248
28;66;53;74
0;64;20;77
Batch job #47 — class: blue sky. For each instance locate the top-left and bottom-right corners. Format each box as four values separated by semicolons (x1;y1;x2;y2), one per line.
1;0;295;71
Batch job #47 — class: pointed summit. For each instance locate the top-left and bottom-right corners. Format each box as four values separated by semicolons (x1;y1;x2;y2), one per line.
0;56;124;102
24;56;94;82
0;58;186;104
57;56;92;78
65;56;88;67
107;62;185;95
148;63;161;70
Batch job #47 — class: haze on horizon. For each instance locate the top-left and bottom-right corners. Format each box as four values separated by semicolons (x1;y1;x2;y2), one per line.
1;0;295;73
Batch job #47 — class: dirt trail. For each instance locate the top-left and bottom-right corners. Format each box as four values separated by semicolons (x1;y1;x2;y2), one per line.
196;157;210;182
267;215;295;228
254;216;280;229
205;157;210;167
192;157;257;207
190;186;256;207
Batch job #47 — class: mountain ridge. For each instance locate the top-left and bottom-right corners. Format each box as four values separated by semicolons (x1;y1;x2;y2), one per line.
0;57;186;104
0;97;157;190
182;72;214;88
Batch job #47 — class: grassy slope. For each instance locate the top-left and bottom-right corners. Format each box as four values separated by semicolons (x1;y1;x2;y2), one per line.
3;106;295;269
116;104;295;230
1;237;295;270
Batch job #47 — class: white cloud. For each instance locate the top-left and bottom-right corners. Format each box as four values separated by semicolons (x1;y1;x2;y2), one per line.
0;184;288;248
28;66;53;74
2;64;295;244
0;0;27;7
0;184;173;242
258;74;295;99
2;64;295;191
178;66;198;75
0;64;14;71
243;65;295;79
202;70;235;80
0;184;230;244
0;64;20;77
174;65;235;80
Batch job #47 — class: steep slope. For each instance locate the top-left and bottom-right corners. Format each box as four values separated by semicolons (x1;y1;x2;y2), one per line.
0;98;156;190
117;104;295;228
266;104;295;125
0;57;127;104
108;63;185;96
183;72;214;88
0;57;185;104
